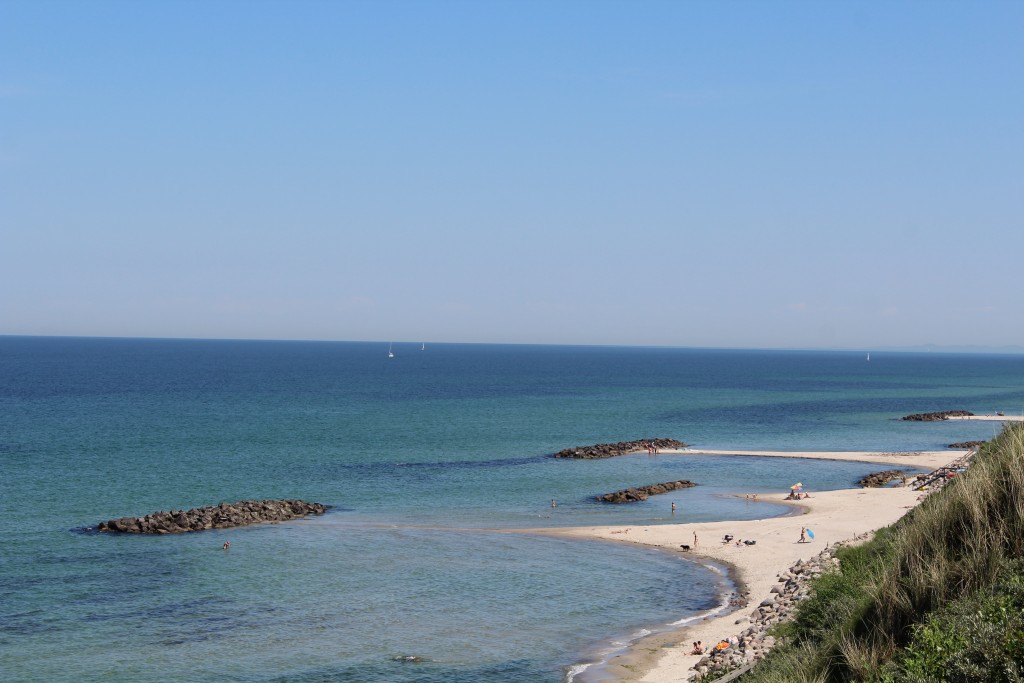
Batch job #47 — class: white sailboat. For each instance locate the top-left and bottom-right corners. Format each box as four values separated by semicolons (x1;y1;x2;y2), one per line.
421;342;425;351
866;352;871;361
388;342;394;358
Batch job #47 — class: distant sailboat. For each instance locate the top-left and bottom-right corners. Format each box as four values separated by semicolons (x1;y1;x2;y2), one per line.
388;342;394;358
866;352;871;361
421;342;425;351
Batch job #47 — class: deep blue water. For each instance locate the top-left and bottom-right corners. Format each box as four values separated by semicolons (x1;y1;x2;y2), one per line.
2;338;1022;682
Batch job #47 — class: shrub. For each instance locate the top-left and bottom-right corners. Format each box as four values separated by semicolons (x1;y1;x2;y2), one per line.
883;560;1024;683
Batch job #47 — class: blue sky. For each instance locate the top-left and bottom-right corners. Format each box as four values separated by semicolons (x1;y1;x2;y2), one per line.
2;0;1022;348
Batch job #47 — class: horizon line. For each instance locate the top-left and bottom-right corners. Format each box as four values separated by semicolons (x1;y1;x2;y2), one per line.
2;333;1023;355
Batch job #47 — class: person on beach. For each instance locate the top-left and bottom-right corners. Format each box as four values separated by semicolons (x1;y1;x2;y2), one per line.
693;531;698;547
799;527;807;543
690;642;702;655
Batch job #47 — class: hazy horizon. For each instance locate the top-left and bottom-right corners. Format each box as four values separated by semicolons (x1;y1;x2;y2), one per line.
3;333;1022;356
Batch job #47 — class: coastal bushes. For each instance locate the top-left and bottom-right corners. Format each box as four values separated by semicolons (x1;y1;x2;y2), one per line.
883;561;1024;682
736;422;1024;683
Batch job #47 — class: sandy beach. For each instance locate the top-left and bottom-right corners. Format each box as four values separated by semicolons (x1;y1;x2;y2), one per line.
946;414;1024;421
539;449;964;683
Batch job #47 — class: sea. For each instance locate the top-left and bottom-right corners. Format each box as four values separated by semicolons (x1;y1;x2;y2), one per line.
2;337;1022;683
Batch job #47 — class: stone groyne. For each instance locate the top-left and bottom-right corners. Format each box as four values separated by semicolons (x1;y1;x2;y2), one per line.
97;499;328;534
597;480;697;503
901;410;973;421
552;438;687;459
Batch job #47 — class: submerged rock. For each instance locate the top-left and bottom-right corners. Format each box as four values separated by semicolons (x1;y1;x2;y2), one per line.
97;499;328;534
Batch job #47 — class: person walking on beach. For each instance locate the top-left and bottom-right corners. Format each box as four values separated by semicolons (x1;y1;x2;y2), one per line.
798;527;807;543
693;531;698;547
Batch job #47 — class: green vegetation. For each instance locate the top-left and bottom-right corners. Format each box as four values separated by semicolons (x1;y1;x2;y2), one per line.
741;422;1024;683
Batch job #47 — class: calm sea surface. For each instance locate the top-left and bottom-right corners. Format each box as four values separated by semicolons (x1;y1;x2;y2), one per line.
2;338;1022;682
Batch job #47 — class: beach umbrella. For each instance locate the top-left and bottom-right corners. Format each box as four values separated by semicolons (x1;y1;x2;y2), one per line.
790;482;803;491
807;528;815;540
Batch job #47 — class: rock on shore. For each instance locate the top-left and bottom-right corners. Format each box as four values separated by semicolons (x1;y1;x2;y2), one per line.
689;539;856;681
552;438;687;459
97;499;328;534
948;440;985;449
597;480;698;503
857;470;906;488
901;410;973;421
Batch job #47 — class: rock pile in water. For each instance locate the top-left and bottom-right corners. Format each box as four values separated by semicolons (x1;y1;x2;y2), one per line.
900;410;973;421
97;499;328;534
688;539;862;681
552;438;687;459
948;440;985;449
857;470;906;488
597;480;698;503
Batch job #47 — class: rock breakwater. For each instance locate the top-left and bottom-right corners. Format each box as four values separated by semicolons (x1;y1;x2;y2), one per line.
552;438;687;459
901;410;973;421
97;499;328;534
948;440;985;449
597;480;697;503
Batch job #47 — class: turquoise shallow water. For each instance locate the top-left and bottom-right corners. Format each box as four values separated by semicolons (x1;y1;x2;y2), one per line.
2;338;1022;682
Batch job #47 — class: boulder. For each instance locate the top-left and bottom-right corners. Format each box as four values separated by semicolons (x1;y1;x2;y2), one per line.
857;470;906;487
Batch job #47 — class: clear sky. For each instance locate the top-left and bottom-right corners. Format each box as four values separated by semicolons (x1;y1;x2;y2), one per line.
2;0;1022;349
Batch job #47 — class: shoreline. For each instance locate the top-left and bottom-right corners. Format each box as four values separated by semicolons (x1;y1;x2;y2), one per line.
532;449;957;683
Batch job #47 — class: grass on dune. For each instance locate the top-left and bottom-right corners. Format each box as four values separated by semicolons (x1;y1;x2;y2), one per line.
734;422;1024;683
